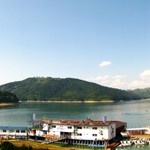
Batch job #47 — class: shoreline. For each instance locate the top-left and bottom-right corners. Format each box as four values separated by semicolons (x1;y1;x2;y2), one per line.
20;98;148;103
24;100;114;103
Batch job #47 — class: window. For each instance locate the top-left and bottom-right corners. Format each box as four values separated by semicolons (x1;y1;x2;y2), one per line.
77;127;82;129
52;125;56;128
93;127;97;130
3;130;6;132
21;130;25;133
77;133;82;136
92;134;97;136
9;130;14;133
68;126;72;129
16;130;20;133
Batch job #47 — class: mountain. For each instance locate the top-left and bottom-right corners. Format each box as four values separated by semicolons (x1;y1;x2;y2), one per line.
129;88;150;99
0;90;19;103
0;77;141;102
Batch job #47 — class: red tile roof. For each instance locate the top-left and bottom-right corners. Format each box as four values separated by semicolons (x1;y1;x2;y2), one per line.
36;118;127;128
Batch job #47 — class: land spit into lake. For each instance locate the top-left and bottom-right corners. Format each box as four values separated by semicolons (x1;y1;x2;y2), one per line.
0;103;15;107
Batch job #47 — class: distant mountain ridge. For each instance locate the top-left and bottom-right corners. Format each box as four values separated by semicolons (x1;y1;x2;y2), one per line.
129;88;150;99
0;77;141;102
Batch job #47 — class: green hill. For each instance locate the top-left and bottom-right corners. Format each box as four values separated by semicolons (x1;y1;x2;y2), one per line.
0;77;141;102
0;90;19;103
129;88;150;99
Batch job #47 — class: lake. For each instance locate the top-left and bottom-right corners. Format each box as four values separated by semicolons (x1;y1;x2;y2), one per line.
0;100;150;149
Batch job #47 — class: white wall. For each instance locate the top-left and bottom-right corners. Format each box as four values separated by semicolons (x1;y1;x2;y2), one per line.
0;129;27;136
71;126;113;140
49;125;74;133
40;123;116;141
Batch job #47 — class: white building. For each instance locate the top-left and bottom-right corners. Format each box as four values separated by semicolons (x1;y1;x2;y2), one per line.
0;117;126;148
0;126;29;139
43;120;116;141
30;118;126;144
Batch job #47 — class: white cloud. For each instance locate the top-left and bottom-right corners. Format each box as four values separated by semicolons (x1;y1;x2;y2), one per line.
129;80;146;89
129;70;150;89
112;75;126;80
86;69;150;90
99;61;111;67
140;70;150;79
86;74;127;89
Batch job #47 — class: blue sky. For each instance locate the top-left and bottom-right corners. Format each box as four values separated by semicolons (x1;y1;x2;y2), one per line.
0;0;150;89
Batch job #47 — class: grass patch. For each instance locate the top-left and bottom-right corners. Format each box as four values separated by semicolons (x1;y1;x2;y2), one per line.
1;140;76;150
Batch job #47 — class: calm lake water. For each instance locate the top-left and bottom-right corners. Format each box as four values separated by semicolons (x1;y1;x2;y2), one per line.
0;100;150;150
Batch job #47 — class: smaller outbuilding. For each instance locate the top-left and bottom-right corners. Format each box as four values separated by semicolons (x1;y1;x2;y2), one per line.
0;126;29;139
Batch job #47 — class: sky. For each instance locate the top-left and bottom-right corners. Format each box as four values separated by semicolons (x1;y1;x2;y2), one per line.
0;0;150;90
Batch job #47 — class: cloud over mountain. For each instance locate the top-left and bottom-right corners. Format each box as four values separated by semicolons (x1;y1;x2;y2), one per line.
86;70;150;90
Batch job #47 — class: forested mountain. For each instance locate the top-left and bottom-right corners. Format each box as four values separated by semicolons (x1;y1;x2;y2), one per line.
129;88;150;99
0;90;19;103
0;77;141;102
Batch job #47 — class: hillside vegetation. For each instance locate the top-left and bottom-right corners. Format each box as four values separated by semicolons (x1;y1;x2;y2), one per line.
129;88;150;99
0;90;19;103
0;77;141;102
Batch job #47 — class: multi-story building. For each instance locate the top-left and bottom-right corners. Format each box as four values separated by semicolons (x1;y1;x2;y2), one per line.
29;117;126;147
